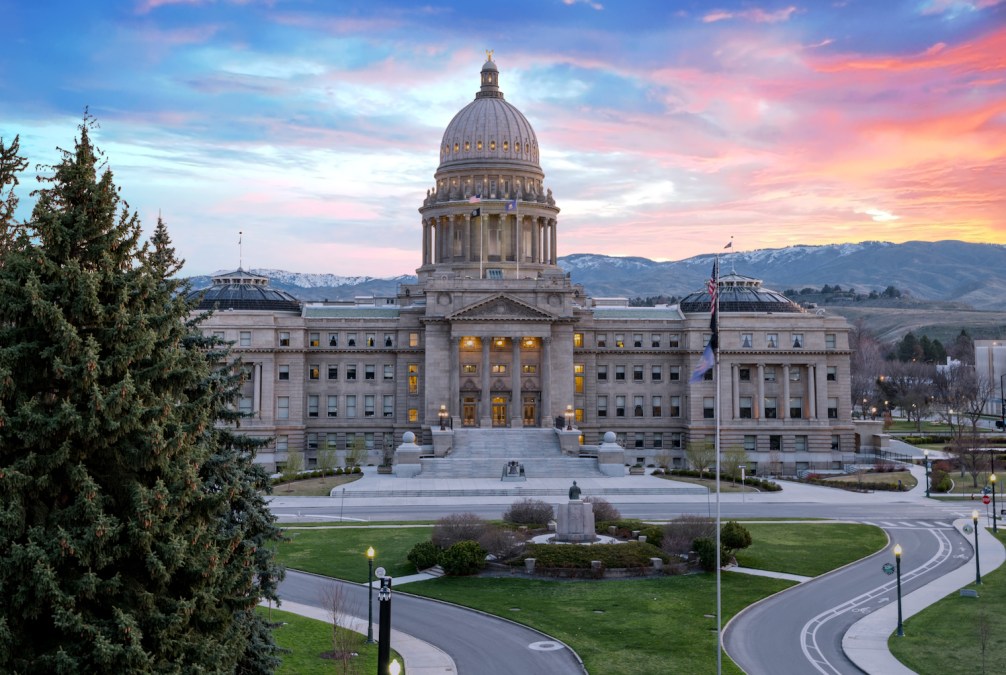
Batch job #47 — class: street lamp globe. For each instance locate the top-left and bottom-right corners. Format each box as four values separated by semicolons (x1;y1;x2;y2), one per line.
893;544;902;557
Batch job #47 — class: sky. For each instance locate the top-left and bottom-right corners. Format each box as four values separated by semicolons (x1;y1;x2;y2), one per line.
1;0;1004;277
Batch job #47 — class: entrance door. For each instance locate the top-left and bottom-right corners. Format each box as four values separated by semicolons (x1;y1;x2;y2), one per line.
492;396;507;427
462;397;477;427
523;396;536;426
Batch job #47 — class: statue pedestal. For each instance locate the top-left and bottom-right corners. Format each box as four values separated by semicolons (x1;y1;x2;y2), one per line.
555;500;595;543
394;431;422;477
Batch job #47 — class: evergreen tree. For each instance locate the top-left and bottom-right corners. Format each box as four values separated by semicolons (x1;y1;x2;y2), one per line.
0;135;28;258
0;118;282;672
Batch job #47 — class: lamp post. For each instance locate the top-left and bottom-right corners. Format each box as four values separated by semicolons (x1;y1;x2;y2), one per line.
366;547;375;643
972;510;982;585
991;474;998;533
438;404;448;431
377;576;393;675
924;449;931;499
894;544;904;637
565;404;573;431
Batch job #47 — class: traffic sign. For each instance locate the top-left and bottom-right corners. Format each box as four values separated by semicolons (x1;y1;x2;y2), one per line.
983;494;991;505
882;563;895;575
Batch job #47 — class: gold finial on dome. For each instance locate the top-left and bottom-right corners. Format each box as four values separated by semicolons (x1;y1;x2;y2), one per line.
485;49;494;62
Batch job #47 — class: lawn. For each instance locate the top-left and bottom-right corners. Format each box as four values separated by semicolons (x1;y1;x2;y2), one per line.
888;530;1006;674
658;474;756;492
258;606;400;675
402;574;791;675
276;525;433;581
822;470;917;490
271;473;362;496
735;523;888;577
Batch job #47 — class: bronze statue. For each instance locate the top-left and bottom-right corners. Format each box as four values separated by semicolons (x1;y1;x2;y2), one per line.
568;481;581;500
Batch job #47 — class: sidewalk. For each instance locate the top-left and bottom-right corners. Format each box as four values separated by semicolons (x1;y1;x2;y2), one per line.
261;599;457;675
842;519;1006;674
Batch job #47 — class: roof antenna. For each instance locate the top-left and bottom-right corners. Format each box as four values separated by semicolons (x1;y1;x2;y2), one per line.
239;230;243;271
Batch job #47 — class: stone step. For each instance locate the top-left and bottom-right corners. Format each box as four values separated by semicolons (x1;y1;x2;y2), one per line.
330;486;708;498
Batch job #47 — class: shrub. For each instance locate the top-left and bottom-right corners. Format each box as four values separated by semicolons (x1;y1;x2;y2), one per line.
502;498;554;526
439;540;487;576
721;521;752;556
406;541;441;571
596;519;645;538
931;469;952;493
432;512;488;549
334;467;344;476
478;524;528;561
663;515;716;556
521;542;668;569
352;466;362;474
692;538;720;572
639;526;664;547
583;496;620;522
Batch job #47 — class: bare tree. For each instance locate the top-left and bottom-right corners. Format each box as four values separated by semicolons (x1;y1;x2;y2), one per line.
876;360;937;431
849;320;886;415
317;445;338;480
324;582;362;674
953;432;989;489
684;441;716;477
721;446;749;485
933;365;993;444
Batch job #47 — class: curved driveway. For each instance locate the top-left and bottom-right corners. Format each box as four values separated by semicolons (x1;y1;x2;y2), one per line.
279;569;585;675
724;521;969;674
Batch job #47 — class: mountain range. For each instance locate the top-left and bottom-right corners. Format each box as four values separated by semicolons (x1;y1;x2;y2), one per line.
186;240;1006;311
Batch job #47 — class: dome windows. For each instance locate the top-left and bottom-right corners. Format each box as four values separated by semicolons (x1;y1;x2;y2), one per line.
454;142;460;153
464;141;470;151
477;140;483;150
490;140;496;151
503;140;509;152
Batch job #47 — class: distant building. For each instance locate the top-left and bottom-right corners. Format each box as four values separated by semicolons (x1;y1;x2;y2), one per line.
190;56;857;476
975;340;1006;419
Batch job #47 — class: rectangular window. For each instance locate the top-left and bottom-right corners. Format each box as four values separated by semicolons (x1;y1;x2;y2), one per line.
615;365;626;381
703;333;712;347
308;395;319;418
239;331;251;346
597;365;608;381
744;435;757;452
669;396;681;417
365;365;376;380
767;333;778;349
328;365;339;380
384;334;394;347
366;333;376;347
633;396;644;417
383;395;394;417
347;333;357;347
276;435;288;451
651;333;661;348
764;397;777;419
651;366;662;382
633;365;644;381
615;395;626;418
764;367;776;382
741;332;753;348
634;432;644;448
307;432;318;450
364;395;375;417
792;333;804;348
408;408;418;422
279;331;290;347
522;364;537;374
491;364;507;374
651;396;662;417
795;435;808;452
668;334;680;348
278;365;290;381
827;366;837;381
739;368;751;381
831;435;841;451
326;432;338;449
409;333;419;347
328;332;338;347
309;332;320;347
575;407;584;422
597;395;608;417
384;364;394;380
574;363;584;394
309;364;320;380
277;397;289;419
739;396;753;419
346;365;357;381
790;397;804;419
574;333;584;348
670;432;682;449
615;333;625;348
463;363;478;374
633;333;643;348
346;395;357;418
327;395;338;417
669;366;680;381
703;397;715;419
825;333;836;349
769;435;781;451
704;369;712;381
653;433;663;448
596;333;607;348
365;433;374;450
408;364;419;394
239;397;252;414
790;368;801;382
828;397;839;419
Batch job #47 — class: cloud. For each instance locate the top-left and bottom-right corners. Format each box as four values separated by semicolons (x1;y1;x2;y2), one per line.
562;0;604;10
702;6;798;23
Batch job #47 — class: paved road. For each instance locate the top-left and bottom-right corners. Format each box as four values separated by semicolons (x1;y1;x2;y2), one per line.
724;520;970;675
279;569;585;675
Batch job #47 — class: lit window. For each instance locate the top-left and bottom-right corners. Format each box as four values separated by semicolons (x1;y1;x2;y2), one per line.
309;365;319;380
574;333;583;348
615;334;625;348
309;332;320;347
409;333;420;347
463;364;477;374
408;364;419;394
491;364;507;374
408;408;418;422
522;364;536;374
574;363;584;393
367;333;376;347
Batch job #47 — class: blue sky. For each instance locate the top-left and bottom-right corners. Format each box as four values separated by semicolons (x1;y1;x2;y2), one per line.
2;0;1004;276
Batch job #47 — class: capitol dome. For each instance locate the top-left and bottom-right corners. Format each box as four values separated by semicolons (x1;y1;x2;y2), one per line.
186;269;301;313
437;56;540;173
679;272;804;314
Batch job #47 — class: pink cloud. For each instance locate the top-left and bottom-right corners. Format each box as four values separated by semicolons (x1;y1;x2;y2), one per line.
702;5;798;23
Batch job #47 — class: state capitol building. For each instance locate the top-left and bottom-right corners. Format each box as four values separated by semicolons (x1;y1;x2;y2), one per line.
190;56;859;478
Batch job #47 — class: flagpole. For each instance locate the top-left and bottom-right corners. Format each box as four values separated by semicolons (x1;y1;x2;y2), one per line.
516;202;520;280
479;212;484;279
714;253;722;675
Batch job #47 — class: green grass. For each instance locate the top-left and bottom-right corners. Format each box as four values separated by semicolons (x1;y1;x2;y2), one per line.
258;606;402;675
888;530;1006;674
402;574;791;675
823;471;917;489
276;525;433;581
271;474;362;496
735;523;888;577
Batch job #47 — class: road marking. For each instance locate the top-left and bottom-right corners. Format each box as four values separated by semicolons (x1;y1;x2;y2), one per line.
799;528;953;675
528;641;564;652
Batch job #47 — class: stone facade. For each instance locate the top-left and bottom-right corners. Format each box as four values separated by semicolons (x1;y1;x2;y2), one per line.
191;56;858;476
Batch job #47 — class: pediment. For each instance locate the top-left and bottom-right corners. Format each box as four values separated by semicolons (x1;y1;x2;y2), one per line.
449;294;556;322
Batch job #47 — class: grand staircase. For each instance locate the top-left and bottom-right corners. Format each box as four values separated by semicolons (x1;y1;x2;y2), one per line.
418;428;606;479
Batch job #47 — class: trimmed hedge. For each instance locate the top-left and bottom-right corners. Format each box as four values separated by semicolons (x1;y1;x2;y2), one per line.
406;540;441;571
666;469;781;491
440;540;486;576
520;542;669;569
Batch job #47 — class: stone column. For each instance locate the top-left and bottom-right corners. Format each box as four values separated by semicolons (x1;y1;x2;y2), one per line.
252;362;262;417
732;364;740;419
480;337;491;426
756;363;764;419
541;336;552;427
807;364;817;420
421;221;428;265
550;219;557;264
782;364;790;420
464;217;472;262
450;337;460;422
447;217;455;262
531;217;540;263
511;337;522;427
